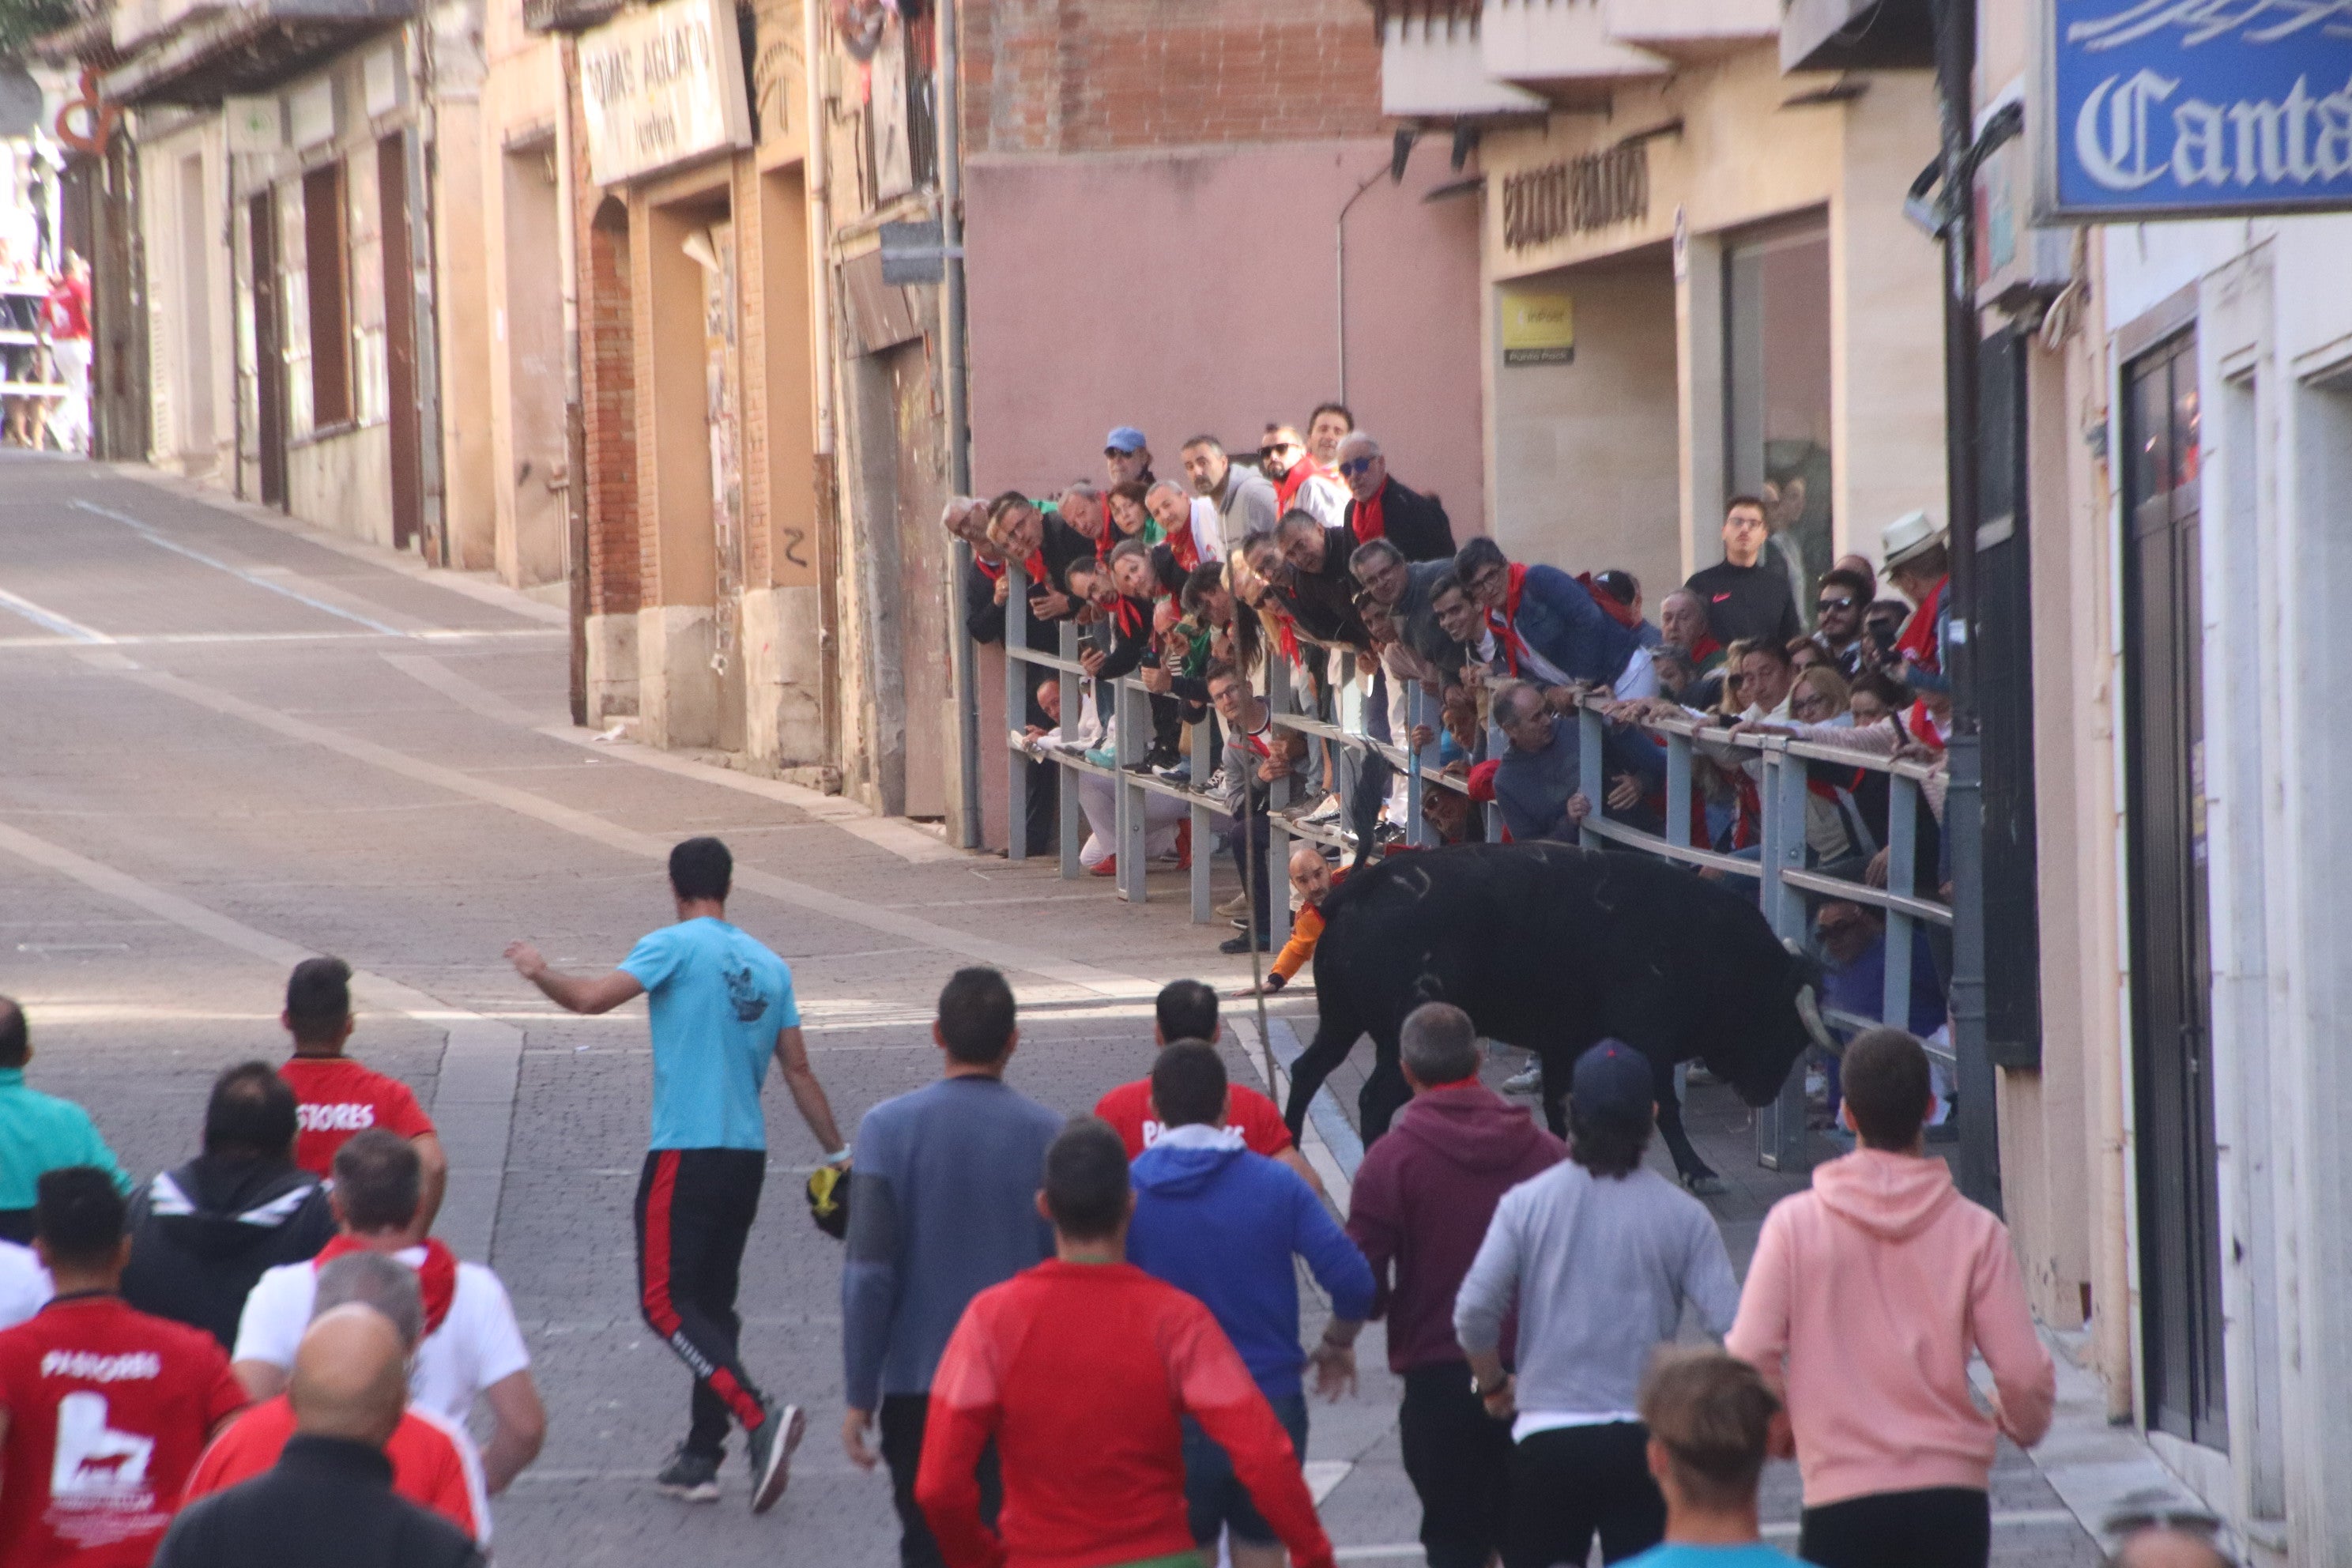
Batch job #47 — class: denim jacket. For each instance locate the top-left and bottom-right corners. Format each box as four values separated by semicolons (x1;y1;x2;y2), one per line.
1506;564;1641;690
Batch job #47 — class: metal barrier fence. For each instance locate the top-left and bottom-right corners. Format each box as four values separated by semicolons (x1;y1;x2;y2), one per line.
996;566;1951;1175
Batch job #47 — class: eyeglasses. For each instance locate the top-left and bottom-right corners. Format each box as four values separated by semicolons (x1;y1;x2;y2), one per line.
1337;458;1376;477
1816;596;1856;612
1258;443;1301;461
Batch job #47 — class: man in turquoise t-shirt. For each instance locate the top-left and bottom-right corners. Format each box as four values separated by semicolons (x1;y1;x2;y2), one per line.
507;836;849;1517
0;996;132;1242
1620;1351;1820;1568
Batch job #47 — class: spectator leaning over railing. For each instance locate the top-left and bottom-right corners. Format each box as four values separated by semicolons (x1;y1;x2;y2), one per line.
1108;481;1159;548
1658;590;1724;675
1061;483;1112;562
1336;432;1455;560
1146;479;1223;570
1256;518;1370;652
1183;435;1280;557
1260;423;1349;531
1454;537;1655;701
1208;663;1304;956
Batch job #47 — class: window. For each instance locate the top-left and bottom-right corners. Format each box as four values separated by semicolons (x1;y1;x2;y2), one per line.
1724;219;1833;620
302;162;351;429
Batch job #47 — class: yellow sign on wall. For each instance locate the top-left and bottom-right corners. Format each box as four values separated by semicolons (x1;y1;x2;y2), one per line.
1500;289;1574;367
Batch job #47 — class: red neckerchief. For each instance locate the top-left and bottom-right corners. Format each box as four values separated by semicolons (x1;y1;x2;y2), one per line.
974;556;1004;582
1690;631;1723;664
1730;770;1762;850
1351;480;1387;545
1274;458;1335;514
1485;563;1532;675
1166;523;1200;574
1243;717;1273;757
315;1234;458;1336
1904;700;1949;752
1111;595;1145;636
1021;549;1049;584
1577;572;1643;632
1897;575;1947;670
1272;610;1302;666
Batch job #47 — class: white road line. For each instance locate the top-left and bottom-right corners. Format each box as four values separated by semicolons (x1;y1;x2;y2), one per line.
72;499;412;635
0;818;523;1265
0;584;111;643
0;628;564;650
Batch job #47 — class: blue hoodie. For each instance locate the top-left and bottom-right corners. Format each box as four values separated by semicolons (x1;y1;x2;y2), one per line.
1127;1129;1374;1399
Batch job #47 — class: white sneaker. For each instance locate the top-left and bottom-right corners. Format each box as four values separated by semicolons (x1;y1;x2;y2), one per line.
1501;1062;1544;1096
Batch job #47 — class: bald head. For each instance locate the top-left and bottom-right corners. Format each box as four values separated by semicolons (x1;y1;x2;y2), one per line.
2109;1528;2233;1568
289;1304;409;1449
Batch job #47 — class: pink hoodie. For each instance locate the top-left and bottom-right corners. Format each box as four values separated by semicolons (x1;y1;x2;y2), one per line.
1725;1148;2055;1508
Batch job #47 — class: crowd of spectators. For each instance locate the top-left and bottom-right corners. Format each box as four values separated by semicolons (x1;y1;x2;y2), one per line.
0;967;541;1567
952;413;1965;1089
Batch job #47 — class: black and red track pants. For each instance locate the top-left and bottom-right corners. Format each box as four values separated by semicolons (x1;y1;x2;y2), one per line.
634;1147;771;1457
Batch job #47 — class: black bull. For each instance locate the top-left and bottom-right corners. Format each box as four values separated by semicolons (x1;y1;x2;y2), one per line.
1279;842;1836;1190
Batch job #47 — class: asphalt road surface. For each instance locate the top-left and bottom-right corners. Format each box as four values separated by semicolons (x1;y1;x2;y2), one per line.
0;454;2100;1566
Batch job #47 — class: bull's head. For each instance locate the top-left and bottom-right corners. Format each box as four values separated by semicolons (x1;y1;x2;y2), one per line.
1785;938;1839;1057
1702;937;1838;1109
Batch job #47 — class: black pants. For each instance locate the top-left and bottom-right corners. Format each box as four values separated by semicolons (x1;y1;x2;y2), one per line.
1227;806;1272;941
1400;1366;1512;1568
634;1148;770;1456
1798;1486;1990;1568
1502;1423;1664;1568
880;1393;1001;1568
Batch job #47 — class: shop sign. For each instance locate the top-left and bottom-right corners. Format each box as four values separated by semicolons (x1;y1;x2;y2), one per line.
1499;289;1574;367
2037;0;2352;220
1501;141;1649;252
579;0;754;187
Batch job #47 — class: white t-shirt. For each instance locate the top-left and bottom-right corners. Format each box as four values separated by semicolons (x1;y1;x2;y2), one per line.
0;1240;50;1329
232;1249;531;1426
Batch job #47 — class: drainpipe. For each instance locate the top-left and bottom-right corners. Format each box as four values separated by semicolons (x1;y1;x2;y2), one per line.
1333;165;1385;405
805;0;841;762
556;37;588;726
937;0;980;849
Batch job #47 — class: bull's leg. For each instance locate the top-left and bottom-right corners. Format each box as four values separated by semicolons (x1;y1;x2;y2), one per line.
1653;1054;1723;1196
1283;1012;1362;1140
1359;1024;1411;1145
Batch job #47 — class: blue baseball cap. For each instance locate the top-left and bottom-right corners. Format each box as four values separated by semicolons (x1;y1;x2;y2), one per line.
1104;425;1148;454
1570;1040;1653;1121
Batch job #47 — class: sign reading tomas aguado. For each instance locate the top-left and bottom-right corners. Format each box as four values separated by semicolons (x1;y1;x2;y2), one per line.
579;0;753;187
2038;0;2352;220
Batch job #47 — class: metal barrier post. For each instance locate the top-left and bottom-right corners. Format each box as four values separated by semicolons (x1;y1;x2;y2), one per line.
1664;732;1692;850
1006;567;1030;862
1057;620;1082;877
1576;703;1605;846
1756;745;1813;1173
1189;707;1213;923
1883;773;1919;1031
1117;679;1147;904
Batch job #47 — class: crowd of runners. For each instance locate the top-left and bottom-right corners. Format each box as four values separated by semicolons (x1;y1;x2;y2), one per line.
0;834;2236;1568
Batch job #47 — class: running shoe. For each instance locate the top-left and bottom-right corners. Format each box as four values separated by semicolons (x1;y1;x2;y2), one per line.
1219;932;1268;956
745;1400;805;1516
1500;1062;1544;1096
656;1446;722;1503
1302;793;1344;824
1216;891;1252;918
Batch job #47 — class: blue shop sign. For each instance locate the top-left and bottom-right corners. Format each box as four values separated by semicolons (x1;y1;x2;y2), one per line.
2037;0;2352;220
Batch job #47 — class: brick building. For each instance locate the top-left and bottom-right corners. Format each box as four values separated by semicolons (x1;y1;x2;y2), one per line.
541;0;1484;839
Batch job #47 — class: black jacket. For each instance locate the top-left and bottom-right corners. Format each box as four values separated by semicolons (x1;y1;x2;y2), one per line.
1276;526;1372;650
1348;477;1456;564
121;1154;335;1348
153;1435;482;1568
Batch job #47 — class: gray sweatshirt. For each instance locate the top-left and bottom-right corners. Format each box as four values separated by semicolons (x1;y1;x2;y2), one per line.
841;1075;1062;1409
1454;1160;1739;1422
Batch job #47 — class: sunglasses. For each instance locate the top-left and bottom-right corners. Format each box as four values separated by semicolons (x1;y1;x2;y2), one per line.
1817;596;1856;612
1258;443;1301;460
1337;458;1376;477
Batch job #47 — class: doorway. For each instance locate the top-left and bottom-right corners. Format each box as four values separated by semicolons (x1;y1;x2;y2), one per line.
248;190;285;509
2120;329;2226;1449
688;219;747;753
1724;216;1833;618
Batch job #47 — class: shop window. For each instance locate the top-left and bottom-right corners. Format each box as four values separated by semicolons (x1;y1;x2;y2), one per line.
1724;220;1833;618
302;161;352;430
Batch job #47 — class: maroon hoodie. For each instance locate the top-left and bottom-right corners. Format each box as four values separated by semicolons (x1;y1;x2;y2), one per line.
1346;1084;1566;1373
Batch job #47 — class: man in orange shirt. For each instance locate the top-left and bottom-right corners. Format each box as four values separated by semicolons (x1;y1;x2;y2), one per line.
275;959;446;1234
187;1251;488;1545
1236;850;1345;1000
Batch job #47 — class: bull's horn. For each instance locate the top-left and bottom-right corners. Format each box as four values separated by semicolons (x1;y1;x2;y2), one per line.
1782;937;1804;956
1795;984;1838;1057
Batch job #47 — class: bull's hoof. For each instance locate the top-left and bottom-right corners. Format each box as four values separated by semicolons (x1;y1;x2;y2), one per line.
1683;1172;1726;1197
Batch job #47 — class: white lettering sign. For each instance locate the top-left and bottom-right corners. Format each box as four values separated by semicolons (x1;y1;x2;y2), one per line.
579;0;754;187
2074;69;2352;192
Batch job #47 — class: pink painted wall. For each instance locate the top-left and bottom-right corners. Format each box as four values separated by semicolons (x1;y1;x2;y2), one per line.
964;140;1486;530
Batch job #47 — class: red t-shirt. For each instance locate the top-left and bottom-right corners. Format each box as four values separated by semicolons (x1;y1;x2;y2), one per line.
1094;1079;1294;1160
185;1393;484;1542
42;277;89;341
0;1294;244;1568
278;1057;435;1178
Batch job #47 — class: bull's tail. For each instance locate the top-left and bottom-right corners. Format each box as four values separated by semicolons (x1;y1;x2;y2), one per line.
1344;751;1394;876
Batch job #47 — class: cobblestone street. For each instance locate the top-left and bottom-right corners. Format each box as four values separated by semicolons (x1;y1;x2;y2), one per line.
0;455;2104;1566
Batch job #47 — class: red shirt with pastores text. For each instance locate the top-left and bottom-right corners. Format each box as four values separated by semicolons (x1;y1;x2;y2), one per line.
278;1056;436;1178
1094;1079;1293;1160
0;1293;244;1568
